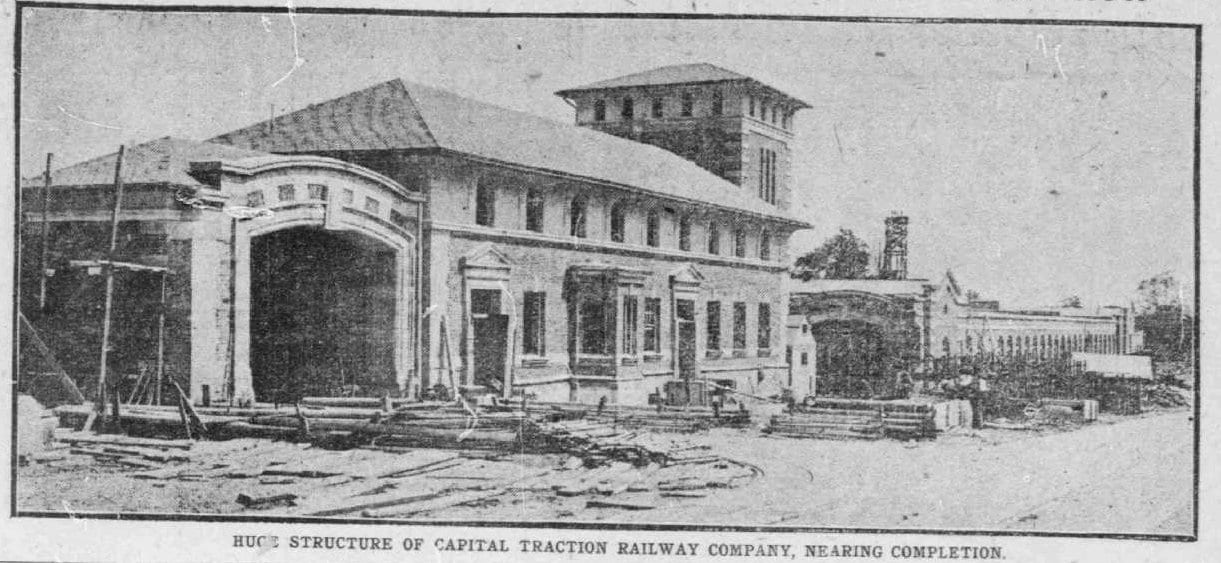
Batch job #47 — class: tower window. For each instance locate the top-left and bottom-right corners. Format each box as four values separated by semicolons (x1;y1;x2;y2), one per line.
748;96;756;117
651;97;664;118
277;184;295;202
711;90;723;116
681;92;694;117
593;99;606;122
526;188;545;233
621;97;634;120
758;148;777;204
307;184;327;200
646;211;660;247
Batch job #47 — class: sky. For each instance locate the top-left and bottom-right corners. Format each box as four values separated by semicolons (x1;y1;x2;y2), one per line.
17;9;1197;309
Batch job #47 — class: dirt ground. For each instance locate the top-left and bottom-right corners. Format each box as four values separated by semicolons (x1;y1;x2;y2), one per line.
16;406;1193;536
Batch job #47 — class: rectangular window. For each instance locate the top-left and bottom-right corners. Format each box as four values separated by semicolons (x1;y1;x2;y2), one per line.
342;189;354;205
707;223;720;255
733;302;747;351
390;209;411;230
651;97;664;118
681;92;694;117
711;90;723;116
706;301;721;350
570;198;587;238
475;183;495;227
579;296;610;354
760;230;772;261
277;184;295;202
749;96;756;117
757;303;771;349
678;217;691;251
643;298;661;353
246;190;264;208
594;99;606;121
646;212;659;247
621;97;634;120
526;189;545;233
734;229;746;258
622;296;638;355
758;148;777;204
307;183;327;200
523;292;546;356
364;197;380;215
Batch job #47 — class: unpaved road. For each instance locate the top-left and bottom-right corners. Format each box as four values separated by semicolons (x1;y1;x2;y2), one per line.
635;409;1193;535
17;409;1193;536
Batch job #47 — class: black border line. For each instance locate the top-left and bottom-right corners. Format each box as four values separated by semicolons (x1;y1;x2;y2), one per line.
8;2;1205;544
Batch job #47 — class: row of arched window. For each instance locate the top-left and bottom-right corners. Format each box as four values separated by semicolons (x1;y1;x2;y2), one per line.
944;331;1121;357
473;180;773;260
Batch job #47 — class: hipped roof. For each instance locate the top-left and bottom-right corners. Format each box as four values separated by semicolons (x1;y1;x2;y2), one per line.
210;78;809;226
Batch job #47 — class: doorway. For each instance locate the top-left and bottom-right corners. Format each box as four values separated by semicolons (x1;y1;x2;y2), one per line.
470;288;508;392
249;227;396;403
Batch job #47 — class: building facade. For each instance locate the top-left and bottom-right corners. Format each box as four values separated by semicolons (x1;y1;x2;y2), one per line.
21;64;813;406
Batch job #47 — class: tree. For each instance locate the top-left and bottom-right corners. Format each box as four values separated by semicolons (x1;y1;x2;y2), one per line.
792;229;871;281
1134;273;1195;362
1059;295;1083;308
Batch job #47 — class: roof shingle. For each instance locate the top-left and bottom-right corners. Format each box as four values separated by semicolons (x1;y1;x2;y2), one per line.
21;137;270;188
211;78;809;225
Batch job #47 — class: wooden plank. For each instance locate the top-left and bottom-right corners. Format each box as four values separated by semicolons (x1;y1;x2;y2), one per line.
586;498;656;510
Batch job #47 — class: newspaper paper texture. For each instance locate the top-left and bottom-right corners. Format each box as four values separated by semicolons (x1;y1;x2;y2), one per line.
1;1;1216;562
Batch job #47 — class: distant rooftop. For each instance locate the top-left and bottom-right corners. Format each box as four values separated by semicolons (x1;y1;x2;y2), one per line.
555;62;811;108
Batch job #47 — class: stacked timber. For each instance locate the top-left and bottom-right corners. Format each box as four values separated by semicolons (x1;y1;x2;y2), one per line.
524;401;750;432
237;408;536;451
766;409;885;440
529;418;715;466
771;398;943;440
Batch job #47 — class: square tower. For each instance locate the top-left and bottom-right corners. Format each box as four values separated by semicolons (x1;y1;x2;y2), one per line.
556;63;809;211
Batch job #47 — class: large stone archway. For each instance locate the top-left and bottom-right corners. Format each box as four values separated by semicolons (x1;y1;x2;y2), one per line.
791;290;925;398
188;156;423;404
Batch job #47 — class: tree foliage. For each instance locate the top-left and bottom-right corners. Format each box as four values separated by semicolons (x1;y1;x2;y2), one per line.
1059;295;1083;308
792;229;871;281
1134;273;1195;362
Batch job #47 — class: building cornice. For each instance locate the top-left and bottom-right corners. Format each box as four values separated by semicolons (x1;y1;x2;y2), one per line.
433;220;790;273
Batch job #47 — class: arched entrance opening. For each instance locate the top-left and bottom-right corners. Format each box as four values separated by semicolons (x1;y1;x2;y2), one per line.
249;226;397;403
810;320;890;398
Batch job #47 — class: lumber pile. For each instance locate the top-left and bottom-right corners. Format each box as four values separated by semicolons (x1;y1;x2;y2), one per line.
47;431;196;470
528;418;719;466
524;401;750;432
770;398;947;440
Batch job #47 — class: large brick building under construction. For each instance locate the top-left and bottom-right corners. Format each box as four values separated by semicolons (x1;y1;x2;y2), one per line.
19;64;814;406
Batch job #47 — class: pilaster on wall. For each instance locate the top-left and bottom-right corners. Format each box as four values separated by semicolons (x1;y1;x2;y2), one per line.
428;230;453;391
187;217;232;403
